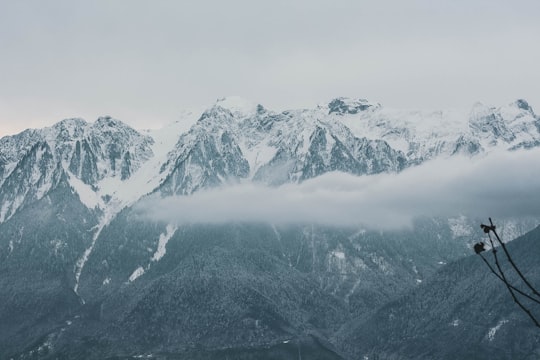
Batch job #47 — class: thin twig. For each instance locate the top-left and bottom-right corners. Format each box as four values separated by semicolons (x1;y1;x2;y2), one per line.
489;218;540;299
487;232;540;328
478;253;540;305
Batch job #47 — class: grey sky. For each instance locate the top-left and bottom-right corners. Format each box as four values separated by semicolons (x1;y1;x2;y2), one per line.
1;0;540;136
136;148;540;229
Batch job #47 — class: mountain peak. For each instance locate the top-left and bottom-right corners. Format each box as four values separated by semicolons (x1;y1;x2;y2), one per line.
469;102;494;118
215;96;259;116
94;116;126;129
50;118;89;139
54;117;88;128
326;97;379;115
471;100;535;118
513;99;534;114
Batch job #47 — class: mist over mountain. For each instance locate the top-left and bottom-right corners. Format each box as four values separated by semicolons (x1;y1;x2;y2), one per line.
136;149;540;229
1;97;539;359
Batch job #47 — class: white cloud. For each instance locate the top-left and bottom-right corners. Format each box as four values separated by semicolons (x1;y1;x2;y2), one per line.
135;148;540;229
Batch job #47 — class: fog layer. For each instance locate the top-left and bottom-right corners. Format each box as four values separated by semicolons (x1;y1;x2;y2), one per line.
137;149;540;229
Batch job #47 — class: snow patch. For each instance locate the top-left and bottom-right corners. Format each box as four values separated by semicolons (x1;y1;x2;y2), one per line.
151;224;178;262
133;354;155;359
121;225;179;284
0;202;10;223
67;174;104;209
487;320;508;341
94;119;179;209
129;266;146;282
0;195;25;223
240;141;278;178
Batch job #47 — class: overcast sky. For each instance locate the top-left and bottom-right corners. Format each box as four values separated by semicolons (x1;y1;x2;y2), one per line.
1;0;540;137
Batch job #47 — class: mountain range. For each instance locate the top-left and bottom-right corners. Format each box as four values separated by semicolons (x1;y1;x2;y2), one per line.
1;97;539;359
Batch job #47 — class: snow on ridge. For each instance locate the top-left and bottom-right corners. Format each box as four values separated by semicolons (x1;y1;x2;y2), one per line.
215;96;259;116
336;107;469;155
69;115;192;217
334;98;540;160
39;118;88;144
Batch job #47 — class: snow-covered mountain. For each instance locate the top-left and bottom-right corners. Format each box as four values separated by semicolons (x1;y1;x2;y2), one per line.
0;116;154;222
159;97;407;195
159;96;540;195
334;98;540;163
1;96;538;222
1;97;540;359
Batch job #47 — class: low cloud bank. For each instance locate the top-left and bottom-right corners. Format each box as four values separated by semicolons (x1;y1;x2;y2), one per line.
136;148;540;229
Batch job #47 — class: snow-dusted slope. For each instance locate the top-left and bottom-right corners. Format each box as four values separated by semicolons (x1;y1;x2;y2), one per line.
159;97;408;194
92;113;199;210
157;96;540;195
0;117;160;222
0;141;62;222
334;98;540;163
